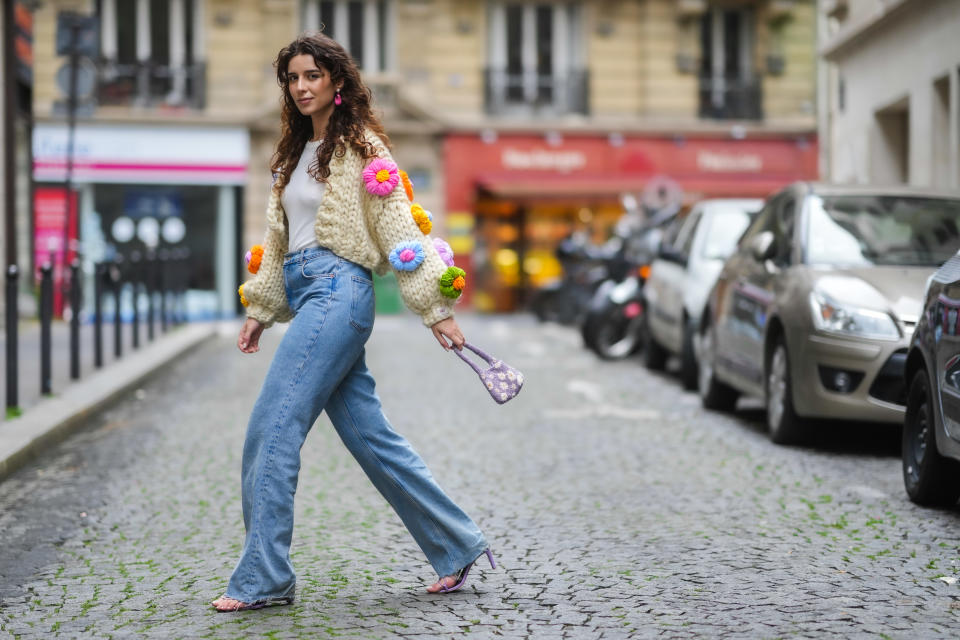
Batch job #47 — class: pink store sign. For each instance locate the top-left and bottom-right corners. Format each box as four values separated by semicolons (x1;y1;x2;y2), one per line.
34;187;78;317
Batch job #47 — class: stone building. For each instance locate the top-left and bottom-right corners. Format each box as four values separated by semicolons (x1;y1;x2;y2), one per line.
30;0;818;315
819;0;960;188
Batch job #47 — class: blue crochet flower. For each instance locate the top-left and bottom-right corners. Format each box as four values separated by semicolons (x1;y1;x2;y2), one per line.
389;241;425;271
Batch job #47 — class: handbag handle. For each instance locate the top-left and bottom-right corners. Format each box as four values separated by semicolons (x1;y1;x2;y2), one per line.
452;342;494;375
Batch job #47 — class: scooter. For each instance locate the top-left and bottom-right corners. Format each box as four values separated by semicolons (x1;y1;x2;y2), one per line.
581;203;680;360
529;232;611;326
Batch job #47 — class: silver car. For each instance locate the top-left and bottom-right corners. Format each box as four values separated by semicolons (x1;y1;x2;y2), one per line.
643;198;761;389
698;183;960;444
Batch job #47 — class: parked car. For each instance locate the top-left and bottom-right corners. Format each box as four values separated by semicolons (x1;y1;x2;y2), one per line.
902;251;960;505
697;183;960;444
642;198;761;388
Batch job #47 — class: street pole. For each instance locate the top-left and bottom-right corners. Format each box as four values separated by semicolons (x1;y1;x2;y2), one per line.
3;0;20;415
62;16;80;318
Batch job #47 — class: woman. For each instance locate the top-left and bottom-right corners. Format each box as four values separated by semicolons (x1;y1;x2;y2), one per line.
212;33;494;612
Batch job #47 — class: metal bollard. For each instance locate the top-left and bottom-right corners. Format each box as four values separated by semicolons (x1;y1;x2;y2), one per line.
94;262;104;368
69;260;81;380
146;253;156;341
6;265;19;412
112;258;123;359
130;251;141;349
159;250;168;333
40;263;53;395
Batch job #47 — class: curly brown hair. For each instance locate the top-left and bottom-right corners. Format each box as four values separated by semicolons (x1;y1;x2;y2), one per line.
271;32;390;190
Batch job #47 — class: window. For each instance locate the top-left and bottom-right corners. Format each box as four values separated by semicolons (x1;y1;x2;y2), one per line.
96;0;205;108
301;0;393;73
486;2;586;116
699;5;761;120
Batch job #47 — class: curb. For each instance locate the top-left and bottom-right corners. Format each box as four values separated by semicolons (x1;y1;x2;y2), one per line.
0;323;219;482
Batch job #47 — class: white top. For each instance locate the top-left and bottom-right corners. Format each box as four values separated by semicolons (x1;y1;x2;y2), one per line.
282;139;326;253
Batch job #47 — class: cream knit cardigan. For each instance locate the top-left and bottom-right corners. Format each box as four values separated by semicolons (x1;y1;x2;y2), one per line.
242;130;455;328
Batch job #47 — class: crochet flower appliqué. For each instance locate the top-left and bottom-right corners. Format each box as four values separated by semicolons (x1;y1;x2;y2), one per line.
238;284;249;307
439;266;466;299
399;169;414;201
433;237;455;267
389;241;425;271
245;245;264;274
410;203;433;235
363;158;399;196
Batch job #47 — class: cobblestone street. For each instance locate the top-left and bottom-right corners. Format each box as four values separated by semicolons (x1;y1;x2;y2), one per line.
1;314;959;638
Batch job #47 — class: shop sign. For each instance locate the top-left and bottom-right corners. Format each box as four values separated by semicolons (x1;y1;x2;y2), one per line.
696;150;764;172
33;123;250;185
501;148;587;172
33;187;78;317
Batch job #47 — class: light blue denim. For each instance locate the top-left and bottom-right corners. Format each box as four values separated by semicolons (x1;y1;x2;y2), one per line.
225;246;488;603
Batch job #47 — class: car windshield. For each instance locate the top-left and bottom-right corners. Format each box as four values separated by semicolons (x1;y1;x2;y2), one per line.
700;205;757;260
805;194;960;267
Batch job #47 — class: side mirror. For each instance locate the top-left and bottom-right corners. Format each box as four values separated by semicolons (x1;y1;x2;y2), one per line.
749;231;777;262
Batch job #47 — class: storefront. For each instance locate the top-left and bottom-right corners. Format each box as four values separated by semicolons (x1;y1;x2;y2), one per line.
444;132;818;312
32;123;248;319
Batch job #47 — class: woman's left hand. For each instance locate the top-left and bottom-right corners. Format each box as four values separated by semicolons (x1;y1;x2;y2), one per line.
431;316;465;351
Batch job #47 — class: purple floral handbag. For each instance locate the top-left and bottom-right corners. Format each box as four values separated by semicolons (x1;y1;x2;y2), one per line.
453;342;524;404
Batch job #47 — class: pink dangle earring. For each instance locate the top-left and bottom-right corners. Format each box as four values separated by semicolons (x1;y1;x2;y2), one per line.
334;89;342;106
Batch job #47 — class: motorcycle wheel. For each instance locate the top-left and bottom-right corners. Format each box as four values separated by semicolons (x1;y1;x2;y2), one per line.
585;302;644;360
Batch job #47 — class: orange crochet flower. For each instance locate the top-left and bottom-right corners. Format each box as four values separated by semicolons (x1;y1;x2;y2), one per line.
399;170;414;202
411;203;432;235
247;245;264;274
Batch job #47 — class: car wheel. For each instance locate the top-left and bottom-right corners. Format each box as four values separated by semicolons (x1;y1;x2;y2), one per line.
766;337;803;444
902;369;960;506
642;316;669;370
679;317;698;391
698;321;738;410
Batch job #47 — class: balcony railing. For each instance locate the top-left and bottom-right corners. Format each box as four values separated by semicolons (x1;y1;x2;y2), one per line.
698;73;763;121
484;68;589;117
97;62;206;110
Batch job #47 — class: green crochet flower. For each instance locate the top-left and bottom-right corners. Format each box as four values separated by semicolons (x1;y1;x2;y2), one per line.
439;266;466;299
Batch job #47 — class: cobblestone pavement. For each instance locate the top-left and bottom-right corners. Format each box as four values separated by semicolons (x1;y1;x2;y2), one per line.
1;314;960;639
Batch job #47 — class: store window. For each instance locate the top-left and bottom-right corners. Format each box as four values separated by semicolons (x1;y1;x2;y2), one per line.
95;0;205;108
91;184;217;295
699;5;761;120
301;0;393;73
485;2;586;116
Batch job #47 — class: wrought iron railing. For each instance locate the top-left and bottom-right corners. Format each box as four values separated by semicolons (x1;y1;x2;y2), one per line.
484;68;589;116
698;73;763;120
97;61;206;110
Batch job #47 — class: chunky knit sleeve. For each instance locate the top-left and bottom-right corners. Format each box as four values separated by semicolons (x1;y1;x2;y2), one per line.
363;148;456;327
240;188;294;327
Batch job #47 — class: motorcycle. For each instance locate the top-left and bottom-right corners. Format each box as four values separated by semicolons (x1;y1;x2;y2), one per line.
529;231;611;326
581;199;681;360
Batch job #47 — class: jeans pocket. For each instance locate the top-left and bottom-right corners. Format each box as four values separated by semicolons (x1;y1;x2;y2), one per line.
349;275;375;334
301;255;336;280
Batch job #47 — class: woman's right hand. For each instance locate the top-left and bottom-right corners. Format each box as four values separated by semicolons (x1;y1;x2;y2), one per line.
238;318;265;354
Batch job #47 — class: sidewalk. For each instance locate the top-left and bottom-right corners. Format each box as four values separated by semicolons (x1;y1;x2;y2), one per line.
0;319;221;481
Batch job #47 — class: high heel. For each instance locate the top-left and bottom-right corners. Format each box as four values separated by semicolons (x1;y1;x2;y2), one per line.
436;548;496;594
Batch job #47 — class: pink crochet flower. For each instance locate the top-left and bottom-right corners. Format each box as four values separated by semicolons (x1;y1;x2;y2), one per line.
363;158;400;196
433;237;455;267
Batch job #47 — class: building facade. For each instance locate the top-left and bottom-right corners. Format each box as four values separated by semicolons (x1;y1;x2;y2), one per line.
30;0;818;316
819;0;960;188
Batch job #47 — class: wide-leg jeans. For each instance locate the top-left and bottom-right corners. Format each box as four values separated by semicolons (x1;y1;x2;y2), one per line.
225;246;488;603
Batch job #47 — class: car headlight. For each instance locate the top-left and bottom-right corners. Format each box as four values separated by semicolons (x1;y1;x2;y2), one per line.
809;292;900;340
